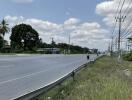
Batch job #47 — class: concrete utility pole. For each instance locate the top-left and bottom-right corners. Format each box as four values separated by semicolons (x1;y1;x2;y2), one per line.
126;41;128;51
127;43;131;52
110;36;114;56
115;38;118;51
108;42;111;55
68;34;71;54
127;42;130;52
51;37;54;54
115;10;126;59
113;38;116;52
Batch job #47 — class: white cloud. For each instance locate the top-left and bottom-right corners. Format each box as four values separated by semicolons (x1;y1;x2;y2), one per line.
70;22;109;49
4;15;63;43
64;18;80;25
25;18;62;33
11;0;34;3
71;22;108;39
4;15;109;50
95;0;132;50
64;18;80;30
96;0;132;30
96;1;116;16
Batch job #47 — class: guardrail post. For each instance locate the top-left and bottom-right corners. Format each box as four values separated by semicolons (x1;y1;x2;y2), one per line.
71;70;75;81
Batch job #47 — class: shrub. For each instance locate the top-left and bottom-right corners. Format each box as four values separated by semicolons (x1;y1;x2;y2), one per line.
123;51;132;61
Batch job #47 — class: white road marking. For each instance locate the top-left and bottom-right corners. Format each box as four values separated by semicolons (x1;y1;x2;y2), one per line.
0;70;48;85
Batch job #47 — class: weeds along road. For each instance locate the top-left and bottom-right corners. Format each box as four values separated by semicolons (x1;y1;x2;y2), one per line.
0;54;97;100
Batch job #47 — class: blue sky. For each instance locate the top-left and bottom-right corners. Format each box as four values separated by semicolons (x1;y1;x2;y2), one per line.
0;0;114;50
0;0;103;23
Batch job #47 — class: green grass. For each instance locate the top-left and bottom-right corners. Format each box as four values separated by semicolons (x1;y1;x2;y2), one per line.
36;56;132;100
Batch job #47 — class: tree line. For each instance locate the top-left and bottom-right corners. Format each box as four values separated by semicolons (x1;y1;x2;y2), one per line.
123;36;132;61
0;19;91;54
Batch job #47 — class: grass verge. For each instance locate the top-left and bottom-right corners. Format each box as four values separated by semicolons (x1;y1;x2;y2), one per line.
36;56;132;100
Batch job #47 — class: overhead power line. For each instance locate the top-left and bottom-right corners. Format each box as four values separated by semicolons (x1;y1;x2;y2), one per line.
121;0;132;39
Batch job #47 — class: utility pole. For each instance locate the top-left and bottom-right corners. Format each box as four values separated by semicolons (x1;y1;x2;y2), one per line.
126;41;130;52
51;37;54;54
116;38;118;52
68;34;71;54
110;36;114;56
113;38;116;52
115;10;126;59
127;43;131;52
126;41;128;51
108;42;111;55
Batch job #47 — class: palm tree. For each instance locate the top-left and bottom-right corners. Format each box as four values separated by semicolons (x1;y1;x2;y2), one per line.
0;19;9;48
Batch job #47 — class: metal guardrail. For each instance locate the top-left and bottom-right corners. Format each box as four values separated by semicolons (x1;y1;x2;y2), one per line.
14;55;103;100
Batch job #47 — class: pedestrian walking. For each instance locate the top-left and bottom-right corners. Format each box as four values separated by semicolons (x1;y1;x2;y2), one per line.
87;55;90;60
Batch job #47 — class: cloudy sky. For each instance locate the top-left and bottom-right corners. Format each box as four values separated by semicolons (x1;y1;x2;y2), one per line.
0;0;130;51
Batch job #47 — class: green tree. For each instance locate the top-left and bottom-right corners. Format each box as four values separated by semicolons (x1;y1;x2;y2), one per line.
127;36;132;42
10;24;39;51
0;36;3;49
0;19;9;47
51;38;56;48
123;36;132;61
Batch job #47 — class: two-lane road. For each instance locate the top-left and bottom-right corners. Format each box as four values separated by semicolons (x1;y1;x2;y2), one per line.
0;54;97;100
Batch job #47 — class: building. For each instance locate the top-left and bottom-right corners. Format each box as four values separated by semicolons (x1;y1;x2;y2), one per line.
37;48;60;54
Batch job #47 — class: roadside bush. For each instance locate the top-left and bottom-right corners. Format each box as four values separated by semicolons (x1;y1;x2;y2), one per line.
123;51;132;61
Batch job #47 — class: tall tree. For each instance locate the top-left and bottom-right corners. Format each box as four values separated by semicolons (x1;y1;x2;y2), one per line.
0;19;9;47
0;36;3;49
10;24;39;51
127;36;132;41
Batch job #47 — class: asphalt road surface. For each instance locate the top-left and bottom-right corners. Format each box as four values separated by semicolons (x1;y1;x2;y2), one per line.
0;54;97;100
